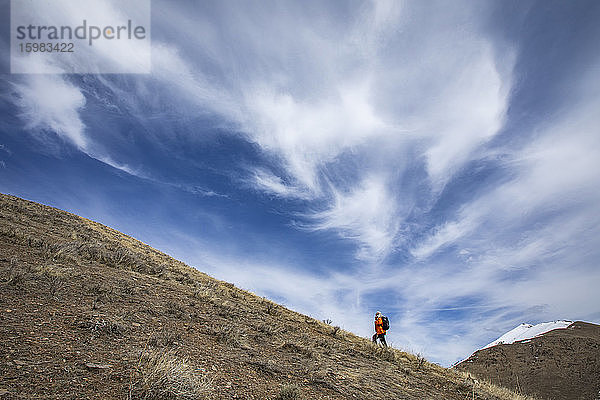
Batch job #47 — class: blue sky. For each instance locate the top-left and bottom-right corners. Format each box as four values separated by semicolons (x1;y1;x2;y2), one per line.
1;0;600;366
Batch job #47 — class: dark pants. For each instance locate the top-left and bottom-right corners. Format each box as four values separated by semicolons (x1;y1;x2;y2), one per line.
372;333;387;347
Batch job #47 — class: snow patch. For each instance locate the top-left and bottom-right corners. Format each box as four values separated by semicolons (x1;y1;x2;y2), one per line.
482;320;573;349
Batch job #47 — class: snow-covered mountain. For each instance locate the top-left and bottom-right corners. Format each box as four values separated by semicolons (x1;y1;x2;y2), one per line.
456;321;600;400
454;320;573;365
481;320;573;349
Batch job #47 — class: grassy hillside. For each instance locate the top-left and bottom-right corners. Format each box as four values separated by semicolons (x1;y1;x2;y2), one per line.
0;193;535;399
456;321;600;400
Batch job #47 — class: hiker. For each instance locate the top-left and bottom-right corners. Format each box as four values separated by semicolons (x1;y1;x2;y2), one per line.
372;311;388;347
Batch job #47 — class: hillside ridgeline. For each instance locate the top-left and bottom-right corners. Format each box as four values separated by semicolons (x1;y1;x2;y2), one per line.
0;193;535;399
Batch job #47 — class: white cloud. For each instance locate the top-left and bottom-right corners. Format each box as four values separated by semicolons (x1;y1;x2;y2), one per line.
12;74;148;178
226;2;512;193
14;75;87;150
240;78;389;193
412;78;600;263
148;43;242;121
423;43;509;186
93;154;141;177
411;218;476;261
308;175;400;261
251;169;310;199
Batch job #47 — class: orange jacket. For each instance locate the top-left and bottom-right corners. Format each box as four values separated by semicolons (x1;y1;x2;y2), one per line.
375;317;386;335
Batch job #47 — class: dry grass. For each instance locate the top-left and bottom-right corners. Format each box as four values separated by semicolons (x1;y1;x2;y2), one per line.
129;349;211;400
0;220;210;287
275;384;303;400
280;341;316;359
78;317;127;336
211;324;251;349
455;371;540;400
247;359;285;376
149;330;183;348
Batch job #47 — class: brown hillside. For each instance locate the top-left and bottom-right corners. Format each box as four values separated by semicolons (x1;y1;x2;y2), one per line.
456;322;600;400
0;193;535;400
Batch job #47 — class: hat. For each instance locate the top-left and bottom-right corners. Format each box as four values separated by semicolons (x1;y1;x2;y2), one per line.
375;311;381;316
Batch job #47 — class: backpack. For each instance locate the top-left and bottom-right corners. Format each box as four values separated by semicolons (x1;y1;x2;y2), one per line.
381;316;390;331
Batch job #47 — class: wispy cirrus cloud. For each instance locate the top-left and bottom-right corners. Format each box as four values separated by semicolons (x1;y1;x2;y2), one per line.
9;0;514;262
308;175;400;262
398;60;600;362
144;1;512;261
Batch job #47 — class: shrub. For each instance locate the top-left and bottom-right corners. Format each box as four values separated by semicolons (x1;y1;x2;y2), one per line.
256;321;282;336
275;384;303;400
314;341;334;356
166;300;188;319
192;288;213;300
247;359;283;376
216;301;240;319
6;268;27;288
280;342;315;359
130;349;211;400
119;281;137;296
45;272;66;297
262;299;279;316
3;258;29;288
149;330;182;348
79;318;126;336
88;283;115;308
211;325;250;349
358;341;399;363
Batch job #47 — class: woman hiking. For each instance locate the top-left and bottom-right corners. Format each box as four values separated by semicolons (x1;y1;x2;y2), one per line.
372;311;388;347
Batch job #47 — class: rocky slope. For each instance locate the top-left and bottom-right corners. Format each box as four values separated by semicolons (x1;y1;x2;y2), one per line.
456;321;600;400
0;193;533;400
